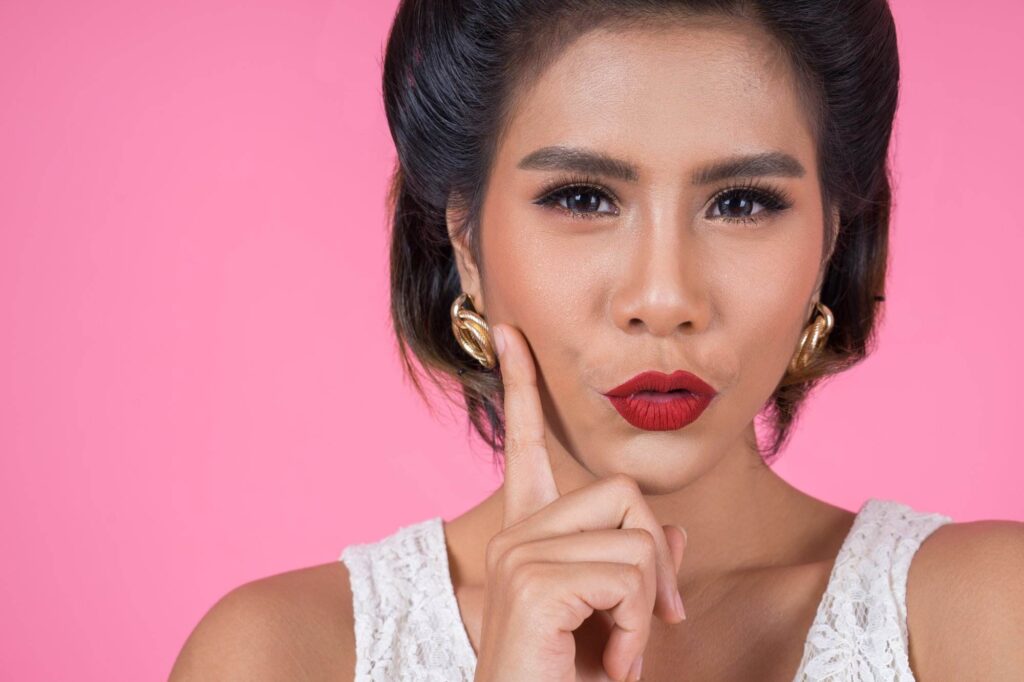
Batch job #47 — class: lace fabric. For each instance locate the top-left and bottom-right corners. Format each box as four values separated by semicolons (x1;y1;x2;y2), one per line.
792;499;952;681
339;498;952;681
341;514;477;681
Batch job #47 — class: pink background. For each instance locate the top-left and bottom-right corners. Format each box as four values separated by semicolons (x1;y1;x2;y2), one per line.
1;1;1021;679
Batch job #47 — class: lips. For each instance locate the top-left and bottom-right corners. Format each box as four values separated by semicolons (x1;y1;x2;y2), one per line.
602;370;717;431
603;370;717;397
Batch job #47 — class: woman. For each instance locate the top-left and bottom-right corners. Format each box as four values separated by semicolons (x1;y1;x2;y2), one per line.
171;0;1024;680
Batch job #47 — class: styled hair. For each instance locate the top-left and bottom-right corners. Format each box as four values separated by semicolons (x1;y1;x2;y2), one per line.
384;0;897;465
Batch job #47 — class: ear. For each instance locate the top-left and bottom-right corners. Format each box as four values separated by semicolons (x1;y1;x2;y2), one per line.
446;193;486;313
808;204;841;317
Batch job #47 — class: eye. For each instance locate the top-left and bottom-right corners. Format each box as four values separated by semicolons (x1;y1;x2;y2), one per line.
534;177;620;219
707;184;791;225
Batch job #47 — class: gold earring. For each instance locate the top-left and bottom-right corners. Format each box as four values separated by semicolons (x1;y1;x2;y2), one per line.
451;292;497;370
788;301;834;374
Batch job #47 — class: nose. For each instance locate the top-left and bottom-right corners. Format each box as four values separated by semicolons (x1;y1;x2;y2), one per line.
609;212;712;337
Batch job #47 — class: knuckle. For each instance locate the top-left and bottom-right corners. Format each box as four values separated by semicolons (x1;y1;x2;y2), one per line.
485;532;516;573
501;375;529;394
606;472;641;499
618;562;644;592
625;527;657;561
504;435;546;455
503;371;536;389
493;540;527;578
508;561;547;601
485;534;508;574
502;378;521;393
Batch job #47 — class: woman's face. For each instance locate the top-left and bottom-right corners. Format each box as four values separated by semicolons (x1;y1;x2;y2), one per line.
451;18;835;493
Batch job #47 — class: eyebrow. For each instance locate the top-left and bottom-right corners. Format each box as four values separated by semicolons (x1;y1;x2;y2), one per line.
516;145;806;184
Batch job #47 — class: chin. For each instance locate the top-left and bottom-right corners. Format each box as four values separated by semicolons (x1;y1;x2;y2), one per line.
587;444;710;494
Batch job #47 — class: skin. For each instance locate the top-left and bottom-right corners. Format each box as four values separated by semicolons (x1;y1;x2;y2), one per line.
448;18;850;679
169;17;1024;682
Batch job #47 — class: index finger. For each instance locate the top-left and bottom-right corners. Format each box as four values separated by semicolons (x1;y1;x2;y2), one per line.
492;323;560;529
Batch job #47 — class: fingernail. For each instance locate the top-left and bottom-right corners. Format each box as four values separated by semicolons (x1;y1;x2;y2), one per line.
675;525;687;547
493;326;506;355
628;654;643;681
674;590;686;621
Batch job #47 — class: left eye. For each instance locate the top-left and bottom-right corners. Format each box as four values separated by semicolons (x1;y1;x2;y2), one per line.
538;185;618;217
709;188;786;221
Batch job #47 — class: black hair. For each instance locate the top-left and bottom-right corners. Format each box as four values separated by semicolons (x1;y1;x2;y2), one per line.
384;0;898;465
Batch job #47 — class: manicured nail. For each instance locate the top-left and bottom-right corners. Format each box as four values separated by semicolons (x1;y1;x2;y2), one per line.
493;326;506;355
675;525;687;547
674;590;686;620
628;654;643;681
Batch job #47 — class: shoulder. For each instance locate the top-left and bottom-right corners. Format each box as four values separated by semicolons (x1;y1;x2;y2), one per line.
169;561;356;681
906;518;1024;681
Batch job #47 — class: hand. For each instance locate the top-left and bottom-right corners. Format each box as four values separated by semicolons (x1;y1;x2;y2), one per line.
472;323;688;682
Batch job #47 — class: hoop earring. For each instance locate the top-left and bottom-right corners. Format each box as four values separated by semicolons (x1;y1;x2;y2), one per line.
787;301;834;374
450;292;497;370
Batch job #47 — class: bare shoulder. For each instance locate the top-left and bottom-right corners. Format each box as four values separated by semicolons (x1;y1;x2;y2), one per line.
907;518;1024;681
169;561;356;681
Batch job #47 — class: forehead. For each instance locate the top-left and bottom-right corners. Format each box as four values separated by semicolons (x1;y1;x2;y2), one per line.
498;18;816;175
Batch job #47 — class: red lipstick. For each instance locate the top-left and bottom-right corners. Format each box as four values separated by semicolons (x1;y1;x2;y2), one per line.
602;370;717;431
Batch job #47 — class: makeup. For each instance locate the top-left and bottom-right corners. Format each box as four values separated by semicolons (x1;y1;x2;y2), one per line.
602;370;717;431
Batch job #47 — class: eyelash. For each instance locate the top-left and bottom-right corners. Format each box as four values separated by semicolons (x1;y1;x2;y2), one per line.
532;173;793;225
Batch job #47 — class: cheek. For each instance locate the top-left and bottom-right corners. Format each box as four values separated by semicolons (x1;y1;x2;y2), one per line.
479;200;590;350
479;183;605;326
714;222;823;389
483;223;576;317
479;208;610;432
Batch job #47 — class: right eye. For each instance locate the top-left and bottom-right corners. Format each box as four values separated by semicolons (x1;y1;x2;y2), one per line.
535;184;620;219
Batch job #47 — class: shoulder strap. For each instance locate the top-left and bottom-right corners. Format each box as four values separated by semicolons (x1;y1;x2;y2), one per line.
339;516;477;681
793;498;953;681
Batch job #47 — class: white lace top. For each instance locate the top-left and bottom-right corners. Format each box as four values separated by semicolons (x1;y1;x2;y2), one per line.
339;498;952;681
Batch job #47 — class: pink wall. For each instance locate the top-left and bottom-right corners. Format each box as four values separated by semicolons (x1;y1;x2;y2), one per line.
0;1;1020;679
